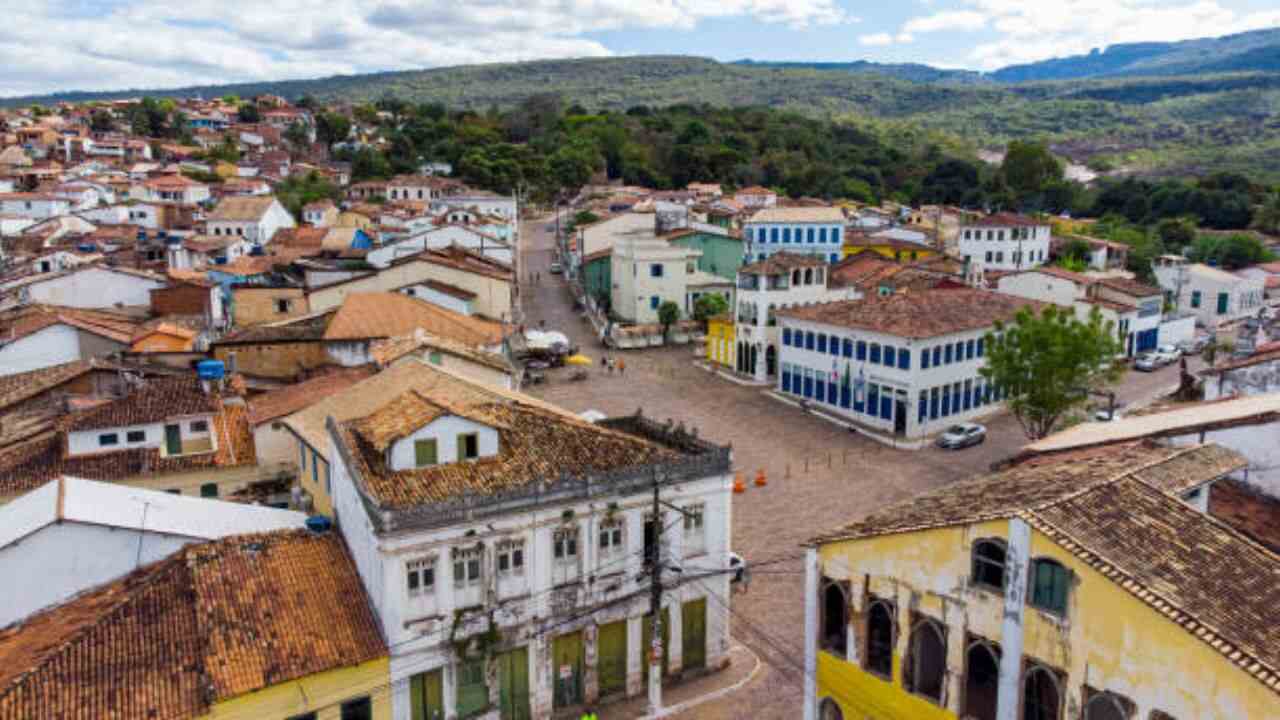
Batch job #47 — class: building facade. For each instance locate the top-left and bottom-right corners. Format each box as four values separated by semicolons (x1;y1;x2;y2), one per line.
743;207;846;264
325;365;735;720
777;289;1040;440
1153;257;1267;329
958;214;1051;272
802;442;1276;720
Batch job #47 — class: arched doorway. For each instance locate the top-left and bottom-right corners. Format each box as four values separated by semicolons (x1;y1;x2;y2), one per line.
765;345;777;377
1082;693;1128;720
736;342;746;373
962;641;1000;720
1022;666;1062;720
820;582;848;656
904;619;947;702
749;345;758;376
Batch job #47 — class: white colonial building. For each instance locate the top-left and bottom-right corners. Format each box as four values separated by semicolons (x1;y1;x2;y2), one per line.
958;213;1051;272
1153;256;1267;329
743;206;846;264
777;287;1042;440
611;231;703;324
204;195;295;245
731;252;857;382
326;362;734;720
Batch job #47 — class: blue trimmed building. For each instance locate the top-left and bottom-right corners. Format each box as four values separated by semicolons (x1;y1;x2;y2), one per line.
743;206;846;264
775;288;1043;441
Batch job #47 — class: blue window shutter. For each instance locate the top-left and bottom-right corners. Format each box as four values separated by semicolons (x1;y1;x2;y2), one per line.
783;328;792;346
782;371;791;393
922;348;930;369
817;334;827;353
857;341;866;361
977;338;985;357
918;396;927;423
898;350;910;370
944;345;953;364
870;344;881;364
881;396;892;420
843;339;852;358
933;347;941;366
883;346;894;367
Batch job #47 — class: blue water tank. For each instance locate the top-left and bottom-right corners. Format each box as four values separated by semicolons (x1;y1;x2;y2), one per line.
196;360;225;380
305;515;333;533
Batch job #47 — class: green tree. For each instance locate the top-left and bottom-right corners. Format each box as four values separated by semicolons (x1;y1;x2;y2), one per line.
692;294;729;324
207;134;241;163
89;109;114;132
657;301;681;338
980;305;1124;440
1251;194;1280;235
1001;140;1063;197
237;103;261;123
1155;217;1196;252
316;112;352;147
274;171;341;219
284;121;311;148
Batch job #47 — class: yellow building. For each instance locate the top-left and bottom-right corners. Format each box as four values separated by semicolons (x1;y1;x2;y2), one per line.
0;529;390;720
841;237;939;263
802;441;1279;720
705;314;734;368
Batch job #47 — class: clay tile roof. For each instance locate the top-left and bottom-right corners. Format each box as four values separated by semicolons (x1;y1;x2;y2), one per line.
336;398;678;509
1202;343;1280;375
0;529;385;720
419;278;477;300
246;367;376;426
0;304;142;344
182;233;234;252
67;375;216;432
370;331;511;371
143;173;203;188
0;359;94;411
1208;478;1280;552
323;292;504;347
740;251;828;275
206;195;276;222
270;226;328;248
747;206;844;224
736;186;774;195
1095;276;1162;298
777;287;1046;339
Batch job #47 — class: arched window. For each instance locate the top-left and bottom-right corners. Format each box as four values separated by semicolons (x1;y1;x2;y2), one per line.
792;269;801;285
767;304;777;327
864;599;895;677
1022;665;1062;720
904;617;947;702
1083;692;1131;720
1029;559;1071;615
962;639;1000;720
819;697;844;720
971;539;1007;591
821;581;849;656
804;268;814;285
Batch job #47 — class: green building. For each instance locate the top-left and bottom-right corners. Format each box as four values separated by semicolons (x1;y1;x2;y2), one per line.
582;249;612;310
666;229;744;281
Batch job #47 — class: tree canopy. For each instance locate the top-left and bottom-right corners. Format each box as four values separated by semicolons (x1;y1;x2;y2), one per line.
980;305;1124;440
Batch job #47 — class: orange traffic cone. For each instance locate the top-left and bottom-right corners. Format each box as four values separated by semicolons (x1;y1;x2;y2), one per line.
733;473;746;494
754;469;767;487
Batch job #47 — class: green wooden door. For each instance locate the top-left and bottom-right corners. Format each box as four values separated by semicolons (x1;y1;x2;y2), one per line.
641;609;669;680
496;647;531;720
552;631;584;708
455;659;488;718
682;599;707;671
410;669;444;720
164;424;181;455
597;621;628;697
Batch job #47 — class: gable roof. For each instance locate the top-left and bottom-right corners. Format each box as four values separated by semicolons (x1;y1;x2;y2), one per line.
323;292;504;346
246;367;376;426
747;206;844;224
0;529;385;719
206;195;277;222
0;359;98;412
67;375;217;432
740;251;828;275
0;304;142;345
810;441;1280;695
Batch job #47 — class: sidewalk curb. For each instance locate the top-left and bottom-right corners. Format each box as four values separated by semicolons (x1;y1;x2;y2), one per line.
634;643;763;720
692;361;772;387
762;391;928;450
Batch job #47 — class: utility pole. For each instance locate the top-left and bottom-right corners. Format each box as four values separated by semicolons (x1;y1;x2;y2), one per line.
647;470;664;715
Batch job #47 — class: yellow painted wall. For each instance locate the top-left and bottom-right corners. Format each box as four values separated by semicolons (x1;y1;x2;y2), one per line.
202;657;390;720
129;332;194;353
705;318;734;367
841;244;939;262
816;519;1277;720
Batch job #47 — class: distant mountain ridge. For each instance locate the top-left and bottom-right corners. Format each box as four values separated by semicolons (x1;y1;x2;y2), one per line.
990;27;1280;82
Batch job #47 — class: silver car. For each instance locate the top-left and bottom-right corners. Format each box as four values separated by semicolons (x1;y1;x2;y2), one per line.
936;423;986;449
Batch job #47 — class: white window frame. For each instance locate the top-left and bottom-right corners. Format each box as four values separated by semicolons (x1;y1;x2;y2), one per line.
452;547;482;588
406;556;436;598
598;518;625;563
683;504;706;556
497;539;525;576
553;527;579;564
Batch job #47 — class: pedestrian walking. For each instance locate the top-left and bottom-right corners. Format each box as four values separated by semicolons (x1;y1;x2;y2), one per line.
617;358;625;376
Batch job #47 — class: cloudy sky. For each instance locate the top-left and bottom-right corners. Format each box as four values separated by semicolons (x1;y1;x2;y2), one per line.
5;0;1280;96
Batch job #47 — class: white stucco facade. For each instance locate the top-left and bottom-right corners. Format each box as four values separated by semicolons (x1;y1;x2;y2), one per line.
1153;259;1266;329
958;220;1051;271
19;266;165;309
611;235;699;324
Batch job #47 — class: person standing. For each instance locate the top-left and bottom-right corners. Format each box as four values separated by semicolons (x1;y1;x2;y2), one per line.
617;357;625;376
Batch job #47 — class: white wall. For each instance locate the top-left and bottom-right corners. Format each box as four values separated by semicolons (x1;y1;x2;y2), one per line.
399;283;472;315
388;416;499;471
0;521;197;626
67;415;214;457
254;422;298;467
959;225;1050;271
0;324;83;376
26;267;165;309
996;272;1082;307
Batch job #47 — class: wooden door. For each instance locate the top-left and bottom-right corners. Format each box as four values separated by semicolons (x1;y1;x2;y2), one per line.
410;669;444;720
496;647;530;720
682;599;707;671
164;424;181;456
597;621;627;697
552;631;584;708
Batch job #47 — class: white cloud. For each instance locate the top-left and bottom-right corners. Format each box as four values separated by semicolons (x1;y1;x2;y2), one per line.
858;32;895;47
956;0;1280;70
902;10;987;34
0;0;852;97
895;33;916;44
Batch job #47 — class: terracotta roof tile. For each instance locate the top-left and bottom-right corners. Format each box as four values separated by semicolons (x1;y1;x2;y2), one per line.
0;359;94;412
0;530;385;719
206;195;277;222
778;287;1045;339
964;212;1046;228
740;251;828;275
323;292;504;346
0;304;143;344
747;206;843;224
246;367;376;426
369;331;511;372
1208;478;1280;552
67;375;217;431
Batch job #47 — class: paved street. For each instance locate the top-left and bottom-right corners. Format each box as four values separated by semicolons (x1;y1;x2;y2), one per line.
516;215;1196;718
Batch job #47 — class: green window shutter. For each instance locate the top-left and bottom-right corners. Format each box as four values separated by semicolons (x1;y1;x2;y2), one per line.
415;439;437;467
428;351;443;365
1191;291;1201;308
1217;292;1229;315
410;673;426;720
457;434;466;462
